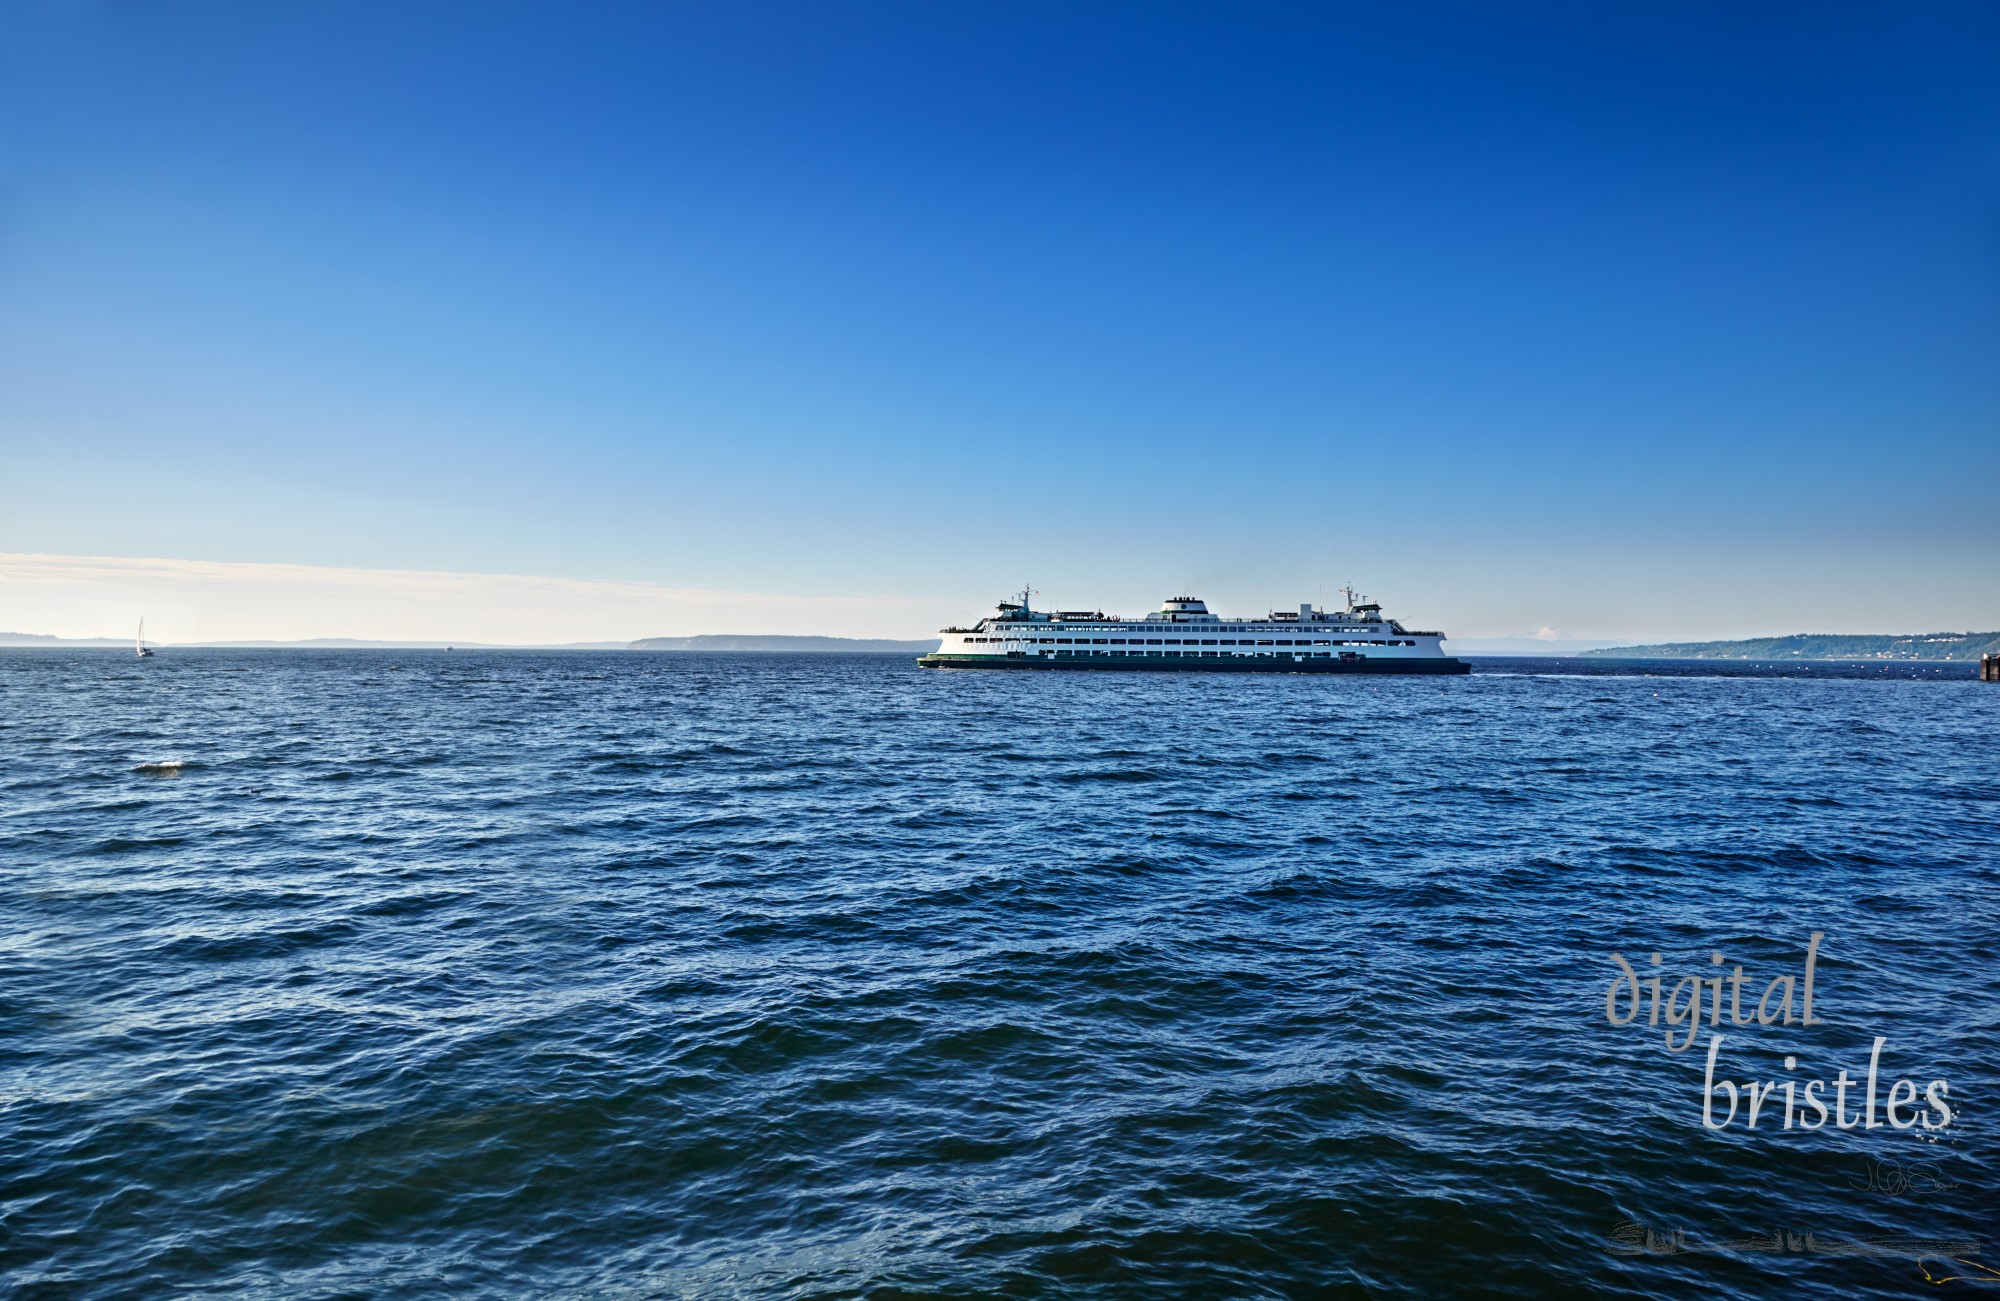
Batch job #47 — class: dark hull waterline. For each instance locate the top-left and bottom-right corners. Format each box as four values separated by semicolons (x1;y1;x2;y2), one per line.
917;654;1470;674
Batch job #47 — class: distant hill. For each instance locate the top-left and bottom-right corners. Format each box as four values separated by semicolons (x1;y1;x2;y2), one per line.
0;633;628;649
1583;632;2000;661
1;631;938;651
0;631;128;646
177;639;629;649
628;634;939;653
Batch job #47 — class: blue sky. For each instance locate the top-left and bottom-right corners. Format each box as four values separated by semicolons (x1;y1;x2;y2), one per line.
2;2;1995;641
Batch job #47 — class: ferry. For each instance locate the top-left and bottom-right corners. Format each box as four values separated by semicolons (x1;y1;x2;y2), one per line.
918;589;1469;674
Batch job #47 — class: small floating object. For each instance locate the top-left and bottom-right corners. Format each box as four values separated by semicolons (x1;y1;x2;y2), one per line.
133;759;187;775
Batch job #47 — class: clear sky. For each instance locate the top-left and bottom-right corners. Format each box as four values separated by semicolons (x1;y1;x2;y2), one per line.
3;1;1995;643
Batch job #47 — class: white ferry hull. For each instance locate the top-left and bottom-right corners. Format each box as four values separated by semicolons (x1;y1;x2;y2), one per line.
919;592;1469;676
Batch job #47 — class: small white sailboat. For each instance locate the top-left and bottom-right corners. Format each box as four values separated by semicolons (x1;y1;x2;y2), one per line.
136;619;155;658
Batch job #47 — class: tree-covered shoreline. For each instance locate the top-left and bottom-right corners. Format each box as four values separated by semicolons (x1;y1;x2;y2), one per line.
1582;632;2000;661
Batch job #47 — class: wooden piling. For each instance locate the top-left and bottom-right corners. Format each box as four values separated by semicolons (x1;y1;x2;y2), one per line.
1982;653;2000;682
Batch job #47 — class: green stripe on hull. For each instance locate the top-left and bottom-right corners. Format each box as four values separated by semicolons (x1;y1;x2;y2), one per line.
916;654;1469;675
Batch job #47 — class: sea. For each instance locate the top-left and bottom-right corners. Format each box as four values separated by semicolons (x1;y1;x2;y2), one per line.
3;650;1994;1298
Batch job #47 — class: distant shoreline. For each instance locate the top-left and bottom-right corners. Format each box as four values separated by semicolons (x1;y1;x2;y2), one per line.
1580;631;1998;662
0;632;941;652
8;629;1993;660
627;635;939;653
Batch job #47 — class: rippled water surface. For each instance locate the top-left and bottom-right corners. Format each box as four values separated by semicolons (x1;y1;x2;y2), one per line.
3;650;1995;1298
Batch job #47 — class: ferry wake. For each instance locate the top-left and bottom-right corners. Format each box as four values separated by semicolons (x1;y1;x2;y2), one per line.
918;589;1470;674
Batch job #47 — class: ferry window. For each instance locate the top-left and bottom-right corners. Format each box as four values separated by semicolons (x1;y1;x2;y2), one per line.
1145;639;1162;645
1056;638;1072;644
1093;638;1107;644
1201;639;1216;645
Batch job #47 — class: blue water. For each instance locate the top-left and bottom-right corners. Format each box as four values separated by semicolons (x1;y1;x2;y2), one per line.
3;650;1995;1297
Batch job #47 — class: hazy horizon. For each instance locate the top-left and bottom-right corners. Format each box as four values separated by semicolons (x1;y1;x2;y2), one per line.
2;549;1990;650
